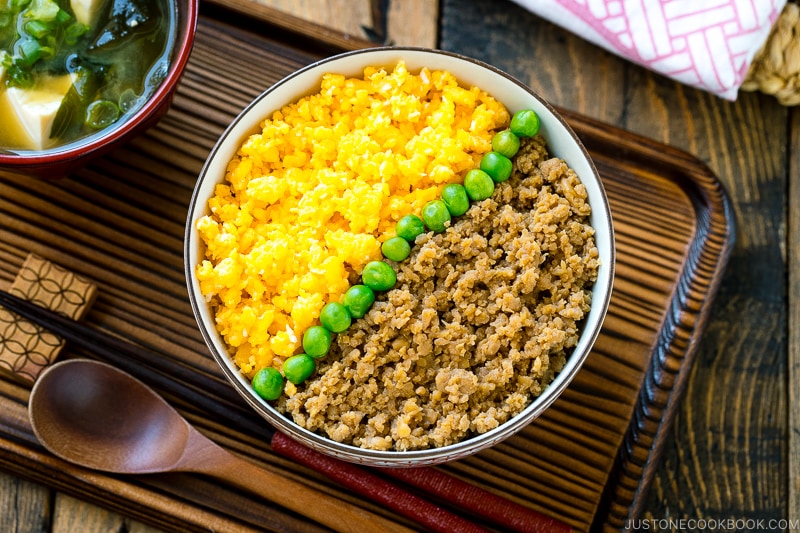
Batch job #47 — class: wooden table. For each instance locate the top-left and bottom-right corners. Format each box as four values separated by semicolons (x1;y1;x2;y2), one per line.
1;0;795;531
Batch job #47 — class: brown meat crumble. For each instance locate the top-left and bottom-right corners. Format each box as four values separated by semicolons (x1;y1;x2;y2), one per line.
277;136;600;451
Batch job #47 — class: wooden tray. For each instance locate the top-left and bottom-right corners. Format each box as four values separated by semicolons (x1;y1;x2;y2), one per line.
0;4;733;532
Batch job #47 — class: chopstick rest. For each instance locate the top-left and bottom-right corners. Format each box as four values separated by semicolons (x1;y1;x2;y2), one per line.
0;253;96;383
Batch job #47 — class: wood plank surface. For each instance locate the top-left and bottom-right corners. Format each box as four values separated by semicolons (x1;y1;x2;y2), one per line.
440;0;793;527
0;5;733;532
249;0;438;47
790;91;800;528
2;0;794;530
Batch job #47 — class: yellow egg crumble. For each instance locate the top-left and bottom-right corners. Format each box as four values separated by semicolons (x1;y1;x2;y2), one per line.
195;61;510;377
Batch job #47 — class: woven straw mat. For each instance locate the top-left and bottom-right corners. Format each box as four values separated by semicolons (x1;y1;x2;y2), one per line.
742;1;800;105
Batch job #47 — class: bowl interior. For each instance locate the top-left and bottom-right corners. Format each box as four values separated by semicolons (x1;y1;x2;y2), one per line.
186;47;615;467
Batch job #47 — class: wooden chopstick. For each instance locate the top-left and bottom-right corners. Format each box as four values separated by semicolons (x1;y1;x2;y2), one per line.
0;289;572;533
0;291;269;439
0;290;488;532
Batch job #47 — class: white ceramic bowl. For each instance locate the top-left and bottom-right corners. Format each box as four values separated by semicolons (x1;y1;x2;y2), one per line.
185;47;615;467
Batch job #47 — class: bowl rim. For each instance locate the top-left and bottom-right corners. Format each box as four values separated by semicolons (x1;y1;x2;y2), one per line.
185;46;616;466
0;0;199;165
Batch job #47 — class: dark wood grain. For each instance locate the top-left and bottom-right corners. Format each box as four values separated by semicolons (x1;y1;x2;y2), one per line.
789;83;800;529
441;0;790;528
0;6;733;532
50;495;156;533
0;474;50;533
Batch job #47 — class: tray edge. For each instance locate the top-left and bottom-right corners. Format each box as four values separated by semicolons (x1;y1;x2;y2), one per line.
561;110;737;531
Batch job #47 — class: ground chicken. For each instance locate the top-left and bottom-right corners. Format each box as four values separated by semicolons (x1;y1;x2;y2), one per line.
278;136;600;451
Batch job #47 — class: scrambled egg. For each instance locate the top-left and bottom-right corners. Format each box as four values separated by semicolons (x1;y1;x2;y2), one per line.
196;61;509;377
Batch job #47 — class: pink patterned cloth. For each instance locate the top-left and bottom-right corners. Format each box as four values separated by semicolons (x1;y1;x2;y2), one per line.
511;0;786;100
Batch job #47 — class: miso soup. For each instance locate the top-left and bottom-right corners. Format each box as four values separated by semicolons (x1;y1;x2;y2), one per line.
0;0;175;151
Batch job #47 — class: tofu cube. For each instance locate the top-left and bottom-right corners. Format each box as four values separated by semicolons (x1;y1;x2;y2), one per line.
0;74;75;150
71;0;107;27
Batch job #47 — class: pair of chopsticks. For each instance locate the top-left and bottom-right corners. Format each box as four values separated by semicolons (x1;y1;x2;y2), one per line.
0;289;571;533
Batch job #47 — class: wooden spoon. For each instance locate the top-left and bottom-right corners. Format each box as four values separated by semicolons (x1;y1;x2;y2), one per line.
28;359;413;533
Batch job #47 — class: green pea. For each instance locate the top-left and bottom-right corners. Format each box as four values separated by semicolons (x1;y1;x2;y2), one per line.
463;168;495;201
421;199;451;232
510;109;540;137
319;302;351;333
491;129;520;158
480;151;513;183
302;325;332;358
343;284;375;318
283;354;315;384
382;236;411;262
396;214;425;242
362;260;397;292
441;183;470;216
252;367;284;401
